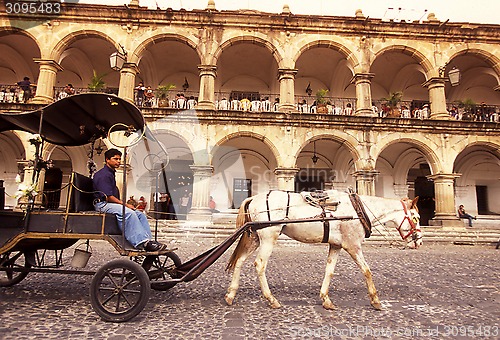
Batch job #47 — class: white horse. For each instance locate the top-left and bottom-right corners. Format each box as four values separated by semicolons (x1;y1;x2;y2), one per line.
225;189;421;310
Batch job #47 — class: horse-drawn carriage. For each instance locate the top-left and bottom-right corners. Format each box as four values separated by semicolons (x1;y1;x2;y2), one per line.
0;94;422;322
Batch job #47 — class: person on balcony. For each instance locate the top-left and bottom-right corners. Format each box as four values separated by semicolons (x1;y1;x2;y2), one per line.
343;103;353;115
16;77;34;103
187;96;197;109
135;82;145;107
218;97;229;110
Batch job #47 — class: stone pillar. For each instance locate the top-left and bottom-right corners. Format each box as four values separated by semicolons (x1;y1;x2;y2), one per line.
32;59;63;104
197;65;217;110
14;159;45;209
423;77;450;120
115;163;132;201
427;173;462;228
353;73;375;116
278;68;298;112
188;165;213;220
393;184;410;198
352;170;378;195
274;167;299;191
118;63;139;103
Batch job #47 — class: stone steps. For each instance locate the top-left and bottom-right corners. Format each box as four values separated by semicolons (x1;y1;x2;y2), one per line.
153;219;500;247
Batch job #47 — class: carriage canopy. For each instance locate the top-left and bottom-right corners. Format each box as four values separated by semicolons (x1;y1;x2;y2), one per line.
0;93;145;146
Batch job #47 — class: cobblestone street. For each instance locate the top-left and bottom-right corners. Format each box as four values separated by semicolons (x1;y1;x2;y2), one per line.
1;240;498;339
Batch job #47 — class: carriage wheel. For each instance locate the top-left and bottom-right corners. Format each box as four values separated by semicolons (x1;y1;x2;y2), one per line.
0;251;33;287
90;259;150;322
142;252;182;291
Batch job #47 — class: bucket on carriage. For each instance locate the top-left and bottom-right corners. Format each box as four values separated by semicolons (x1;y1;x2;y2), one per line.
71;242;92;268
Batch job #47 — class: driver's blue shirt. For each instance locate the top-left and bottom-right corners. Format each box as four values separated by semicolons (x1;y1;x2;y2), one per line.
93;164;120;201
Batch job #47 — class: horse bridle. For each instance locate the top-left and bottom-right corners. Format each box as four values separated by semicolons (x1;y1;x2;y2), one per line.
396;200;422;242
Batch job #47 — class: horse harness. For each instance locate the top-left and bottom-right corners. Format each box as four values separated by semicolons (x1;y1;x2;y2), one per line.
347;189;372;239
264;190;361;244
397;200;421;241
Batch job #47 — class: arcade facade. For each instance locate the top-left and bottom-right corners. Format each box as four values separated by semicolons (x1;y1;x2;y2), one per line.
1;2;499;226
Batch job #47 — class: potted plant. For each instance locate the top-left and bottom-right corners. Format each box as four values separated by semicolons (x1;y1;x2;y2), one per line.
315;89;329;113
456;98;477;120
155;83;176;107
381;91;403;117
87;70;106;92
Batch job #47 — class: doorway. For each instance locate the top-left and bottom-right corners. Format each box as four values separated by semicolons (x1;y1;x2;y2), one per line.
414;176;435;225
476;185;488;215
232;178;251;209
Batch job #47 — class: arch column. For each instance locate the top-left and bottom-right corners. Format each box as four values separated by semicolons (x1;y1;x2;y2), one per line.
187;165;213;220
427;173;462;227
353;73;375;116
32;59;63;104
274;167;299;191
197;65;217;110
278;68;298;112
393;184;410;198
352;170;378;195
118;63;139;103
423;77;450;120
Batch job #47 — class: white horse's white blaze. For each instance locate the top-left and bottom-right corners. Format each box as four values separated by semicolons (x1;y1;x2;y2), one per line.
225;189;422;310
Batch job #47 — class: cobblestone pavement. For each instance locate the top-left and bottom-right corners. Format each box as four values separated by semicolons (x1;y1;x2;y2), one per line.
1;240;499;339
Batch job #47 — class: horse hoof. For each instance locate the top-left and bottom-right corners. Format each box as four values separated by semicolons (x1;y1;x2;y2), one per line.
322;301;336;310
225;295;234;306
270;301;282;309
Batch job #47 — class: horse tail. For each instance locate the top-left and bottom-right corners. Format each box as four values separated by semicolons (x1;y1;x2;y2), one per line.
226;197;259;272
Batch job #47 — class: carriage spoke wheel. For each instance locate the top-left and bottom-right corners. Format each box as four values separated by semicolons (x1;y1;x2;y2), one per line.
90;259;150;322
0;251;33;287
142;252;182;291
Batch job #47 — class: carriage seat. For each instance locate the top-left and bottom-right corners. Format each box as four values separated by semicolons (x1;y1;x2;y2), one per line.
301;191;339;210
67;172;121;235
68;172;96;213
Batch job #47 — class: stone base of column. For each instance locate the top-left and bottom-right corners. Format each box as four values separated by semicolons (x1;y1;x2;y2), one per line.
187;207;213;222
430;112;451;120
196;101;215;110
279;104;298;113
32;96;53;104
429;215;465;229
355;108;377;117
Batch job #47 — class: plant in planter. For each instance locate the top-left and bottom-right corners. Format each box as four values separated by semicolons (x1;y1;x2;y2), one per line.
155;83;176;107
456;98;477;120
87;70;107;92
315;89;329;113
381;91;403;117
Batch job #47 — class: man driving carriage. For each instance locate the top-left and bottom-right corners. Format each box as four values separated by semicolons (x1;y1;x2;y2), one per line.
93;148;168;252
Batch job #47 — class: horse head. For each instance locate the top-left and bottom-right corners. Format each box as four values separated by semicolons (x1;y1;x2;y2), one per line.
401;197;423;248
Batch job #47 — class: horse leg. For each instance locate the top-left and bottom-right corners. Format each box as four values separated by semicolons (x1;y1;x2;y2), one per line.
319;245;341;310
225;233;259;306
254;231;281;308
344;246;382;310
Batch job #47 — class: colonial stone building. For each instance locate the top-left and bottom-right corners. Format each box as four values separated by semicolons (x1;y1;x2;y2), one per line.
1;1;499;227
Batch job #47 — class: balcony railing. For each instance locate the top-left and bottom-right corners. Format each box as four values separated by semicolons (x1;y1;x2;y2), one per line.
1;84;499;122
